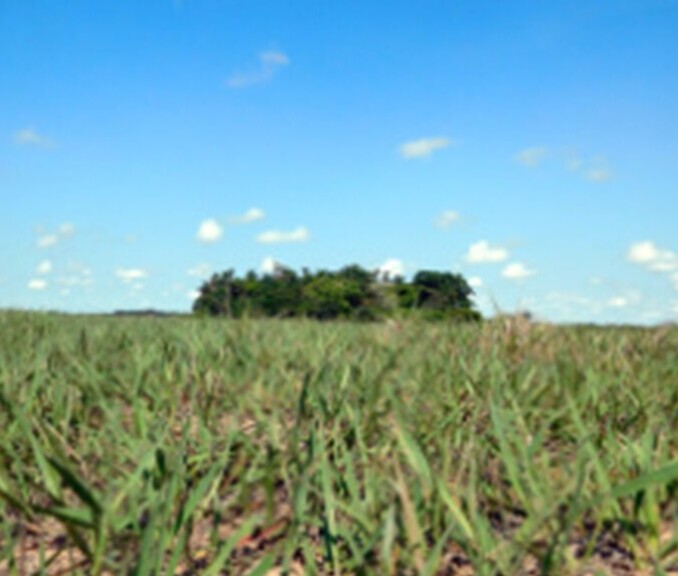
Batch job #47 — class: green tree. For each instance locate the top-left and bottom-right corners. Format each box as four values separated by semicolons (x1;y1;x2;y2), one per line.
411;270;474;311
301;274;367;320
193;264;480;322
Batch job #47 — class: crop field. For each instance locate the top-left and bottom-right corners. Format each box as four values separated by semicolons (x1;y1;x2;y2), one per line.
0;311;677;575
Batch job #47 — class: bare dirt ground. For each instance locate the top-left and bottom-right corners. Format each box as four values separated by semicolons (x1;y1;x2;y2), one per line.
2;492;676;575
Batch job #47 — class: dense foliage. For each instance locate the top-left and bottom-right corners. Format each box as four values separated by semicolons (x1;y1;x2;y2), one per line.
192;263;481;321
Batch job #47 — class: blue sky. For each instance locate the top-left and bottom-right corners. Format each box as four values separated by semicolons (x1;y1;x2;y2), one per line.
2;0;677;323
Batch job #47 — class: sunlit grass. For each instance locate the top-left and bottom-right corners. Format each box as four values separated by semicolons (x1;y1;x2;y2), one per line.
0;310;676;574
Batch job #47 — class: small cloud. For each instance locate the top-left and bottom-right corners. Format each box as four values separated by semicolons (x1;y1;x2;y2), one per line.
400;137;452;159
628;241;659;263
468;276;483;288
502;262;536;280
36;260;53;275
187;290;201;301
586;167;613;182
436;210;460;229
261;257;278;275
377;258;405;281
607;296;628;308
628;241;678;272
116;268;148;283
56;261;94;289
35;222;76;248
232;207;266;224
227;50;290;88
59;222;76;237
14;127;54;148
565;151;584;172
256;226;309;245
649;260;678;273
260;50;289;66
610;290;642;309
28;279;48;290
197;219;223;244
562;151;613;182
515;147;548;167
466;240;509;264
37;234;59;248
187;263;213;278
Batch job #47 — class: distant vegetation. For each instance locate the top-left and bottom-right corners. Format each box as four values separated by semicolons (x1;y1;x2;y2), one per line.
193;263;482;322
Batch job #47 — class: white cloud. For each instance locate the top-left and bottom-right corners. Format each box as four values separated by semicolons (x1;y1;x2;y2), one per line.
628;241;659;263
232;207;266;224
514;146;614;182
502;262;536;280
35;222;76;248
565;152;584;172
261;257;278;275
649;260;678;273
59;222;76;237
562;151;613;182
260;258;295;275
36;260;52;275
242;207;265;223
56;261;94;289
28;279;48;290
37;234;59;248
227;50;290;88
14;127;54;148
187;290;201;301
628;241;678;272
466;240;509;264
607;296;628;308
377;258;405;281
260;51;289;66
586;167;613;182
187;263;213;278
515;147;548;167
116;268;148;283
400;137;452;159
468;276;483;288
197;219;223;244
256;226;309;244
436;210;460;229
607;291;642;309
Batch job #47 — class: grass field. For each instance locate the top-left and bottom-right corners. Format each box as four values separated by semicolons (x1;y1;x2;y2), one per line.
0;310;677;575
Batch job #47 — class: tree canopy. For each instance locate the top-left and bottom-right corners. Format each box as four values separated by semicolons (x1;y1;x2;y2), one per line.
192;264;481;322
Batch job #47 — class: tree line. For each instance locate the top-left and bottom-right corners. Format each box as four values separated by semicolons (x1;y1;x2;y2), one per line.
193;263;481;322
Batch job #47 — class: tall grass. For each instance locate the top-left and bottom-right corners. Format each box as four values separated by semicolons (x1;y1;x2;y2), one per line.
0;310;676;574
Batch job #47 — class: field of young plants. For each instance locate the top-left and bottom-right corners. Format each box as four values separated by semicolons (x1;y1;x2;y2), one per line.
0;310;677;575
